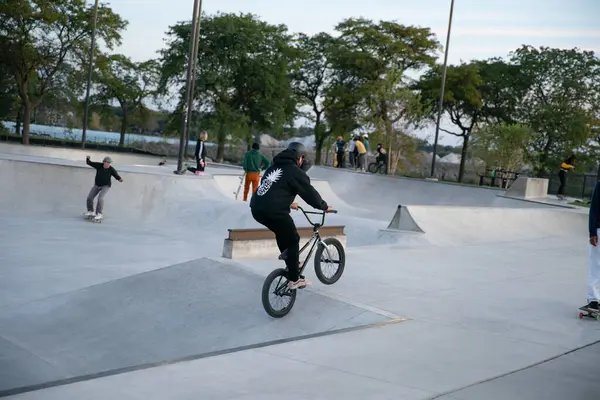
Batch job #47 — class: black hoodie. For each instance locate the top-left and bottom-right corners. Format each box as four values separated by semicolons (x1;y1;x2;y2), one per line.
250;149;328;215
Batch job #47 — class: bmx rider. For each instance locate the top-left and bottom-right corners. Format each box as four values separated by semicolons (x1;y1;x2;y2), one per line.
376;143;388;174
250;142;333;290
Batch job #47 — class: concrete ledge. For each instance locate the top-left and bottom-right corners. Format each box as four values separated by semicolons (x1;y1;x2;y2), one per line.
505;176;549;199
222;226;346;259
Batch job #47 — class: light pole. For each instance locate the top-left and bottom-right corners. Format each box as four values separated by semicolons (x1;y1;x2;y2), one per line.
430;0;455;177
175;0;203;174
81;0;100;149
183;0;203;157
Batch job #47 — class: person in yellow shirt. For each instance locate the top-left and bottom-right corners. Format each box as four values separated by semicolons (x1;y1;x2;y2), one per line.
354;137;367;171
557;154;575;200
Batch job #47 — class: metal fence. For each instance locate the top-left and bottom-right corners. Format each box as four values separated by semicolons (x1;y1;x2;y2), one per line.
542;172;598;200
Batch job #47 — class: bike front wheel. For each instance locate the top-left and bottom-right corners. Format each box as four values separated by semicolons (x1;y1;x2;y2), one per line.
314;237;346;285
261;268;297;318
367;162;379;174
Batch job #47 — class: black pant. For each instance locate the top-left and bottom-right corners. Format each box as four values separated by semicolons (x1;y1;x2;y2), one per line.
187;157;205;173
558;170;566;195
252;210;301;281
336;152;344;168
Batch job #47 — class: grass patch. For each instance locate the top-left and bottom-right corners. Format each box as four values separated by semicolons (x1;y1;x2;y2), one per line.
569;200;591;208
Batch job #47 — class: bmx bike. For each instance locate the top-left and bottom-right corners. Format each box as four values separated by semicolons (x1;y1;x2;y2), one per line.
367;160;387;174
261;206;346;318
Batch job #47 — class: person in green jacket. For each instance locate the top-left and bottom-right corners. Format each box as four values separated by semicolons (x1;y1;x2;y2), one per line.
242;142;271;201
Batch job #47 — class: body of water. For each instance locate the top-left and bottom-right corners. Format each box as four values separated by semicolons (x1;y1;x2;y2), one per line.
1;121;199;146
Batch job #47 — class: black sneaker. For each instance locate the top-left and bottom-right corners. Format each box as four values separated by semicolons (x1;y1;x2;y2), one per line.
586;301;599;310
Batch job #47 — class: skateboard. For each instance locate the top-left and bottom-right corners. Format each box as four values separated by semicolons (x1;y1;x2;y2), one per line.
578;306;600;320
234;173;246;200
83;214;102;223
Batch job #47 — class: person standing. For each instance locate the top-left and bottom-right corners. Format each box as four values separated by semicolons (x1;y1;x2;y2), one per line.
361;134;370;153
334;136;346;168
557;155;575;200
346;136;356;168
84;156;123;221
585;180;600;312
242;143;271;201
187;131;208;175
354;136;367;171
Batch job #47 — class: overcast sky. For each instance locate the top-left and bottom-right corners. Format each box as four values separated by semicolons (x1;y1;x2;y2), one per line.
101;0;600;145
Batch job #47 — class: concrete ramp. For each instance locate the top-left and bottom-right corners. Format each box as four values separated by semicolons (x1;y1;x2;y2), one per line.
385;205;586;246
0;157;228;223
212;173;246;199
0;258;390;393
307;166;562;210
213;173;368;216
386;205;425;232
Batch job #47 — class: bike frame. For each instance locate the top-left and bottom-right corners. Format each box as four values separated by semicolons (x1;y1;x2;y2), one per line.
270;206;338;298
295;206;337;275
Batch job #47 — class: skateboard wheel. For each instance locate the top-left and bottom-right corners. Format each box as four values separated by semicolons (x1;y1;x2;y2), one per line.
579;313;584;319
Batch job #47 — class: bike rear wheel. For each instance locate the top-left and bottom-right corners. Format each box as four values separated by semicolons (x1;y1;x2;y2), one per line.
261;268;297;318
314;237;346;285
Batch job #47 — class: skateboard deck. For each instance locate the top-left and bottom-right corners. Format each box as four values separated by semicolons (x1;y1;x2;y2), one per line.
84;215;102;223
578;306;599;320
234;173;245;200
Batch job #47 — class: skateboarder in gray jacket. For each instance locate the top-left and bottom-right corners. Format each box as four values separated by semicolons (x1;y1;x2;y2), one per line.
84;156;123;221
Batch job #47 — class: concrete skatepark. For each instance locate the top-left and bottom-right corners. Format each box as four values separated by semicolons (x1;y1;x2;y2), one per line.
1;142;599;399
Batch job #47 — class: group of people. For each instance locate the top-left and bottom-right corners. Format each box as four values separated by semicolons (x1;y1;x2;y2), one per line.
84;140;599;303
84;139;327;290
334;134;388;173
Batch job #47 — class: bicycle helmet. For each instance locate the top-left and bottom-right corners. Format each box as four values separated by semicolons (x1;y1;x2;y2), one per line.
286;141;311;172
287;141;307;157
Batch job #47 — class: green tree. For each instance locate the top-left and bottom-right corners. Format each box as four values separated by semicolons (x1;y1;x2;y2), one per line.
159;12;297;161
0;59;19;126
322;52;362;140
470;123;534;172
508;45;600;175
0;0;127;144
93;54;161;146
475;58;525;125
290;32;337;164
417;62;483;181
332;18;440;153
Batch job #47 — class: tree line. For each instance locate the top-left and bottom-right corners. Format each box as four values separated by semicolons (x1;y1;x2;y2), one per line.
1;1;598;179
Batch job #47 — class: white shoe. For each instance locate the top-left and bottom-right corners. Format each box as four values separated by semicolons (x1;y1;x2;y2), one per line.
93;213;103;220
288;277;311;290
83;211;95;217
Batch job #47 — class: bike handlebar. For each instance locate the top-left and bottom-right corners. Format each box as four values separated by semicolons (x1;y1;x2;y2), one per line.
294;205;337;227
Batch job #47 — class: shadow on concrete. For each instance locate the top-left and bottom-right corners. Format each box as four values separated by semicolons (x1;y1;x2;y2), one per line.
0;258;391;396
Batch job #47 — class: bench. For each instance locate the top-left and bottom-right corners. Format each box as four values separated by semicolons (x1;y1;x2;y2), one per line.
222;226;347;259
478;168;520;189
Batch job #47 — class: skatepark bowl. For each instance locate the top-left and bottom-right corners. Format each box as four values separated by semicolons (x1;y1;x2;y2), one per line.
1;143;599;400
